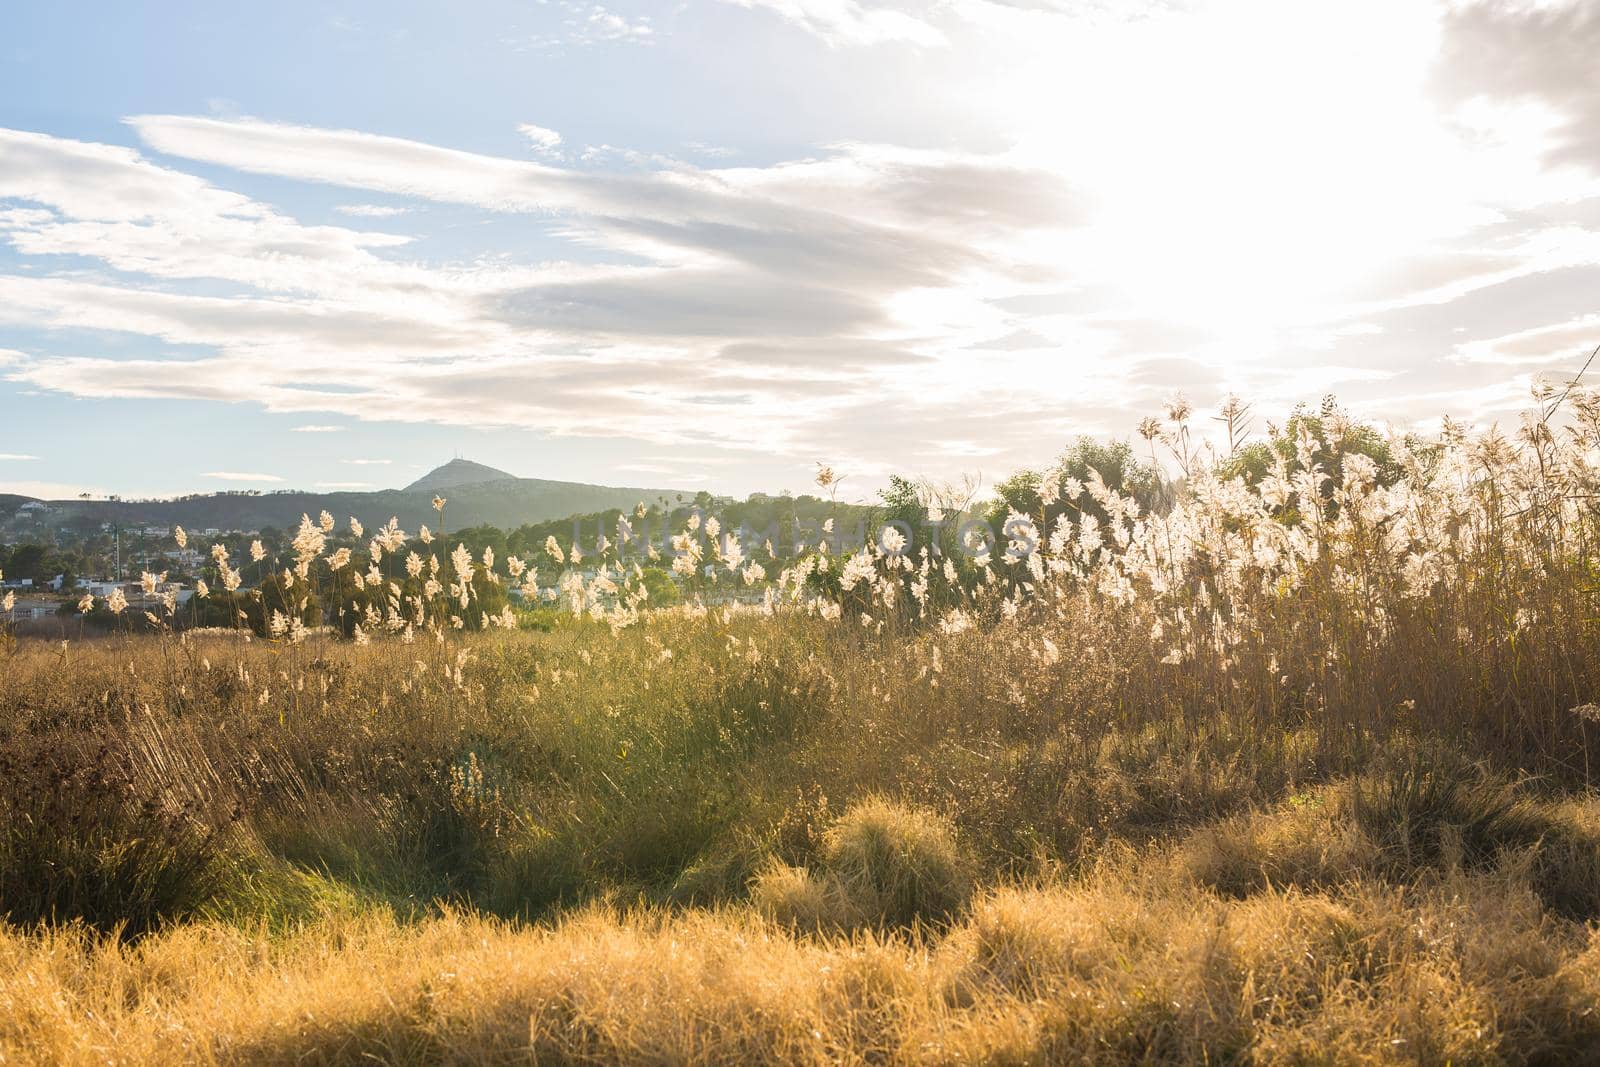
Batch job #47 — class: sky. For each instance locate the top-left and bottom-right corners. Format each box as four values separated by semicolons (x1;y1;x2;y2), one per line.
2;0;1599;502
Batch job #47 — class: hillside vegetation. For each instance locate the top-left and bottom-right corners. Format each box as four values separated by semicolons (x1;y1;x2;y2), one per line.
5;393;1600;1064
1;459;683;536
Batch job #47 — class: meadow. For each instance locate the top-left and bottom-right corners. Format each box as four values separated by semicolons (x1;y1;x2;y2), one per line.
5;393;1600;1064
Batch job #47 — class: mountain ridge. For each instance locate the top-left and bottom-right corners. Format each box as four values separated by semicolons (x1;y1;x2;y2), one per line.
404;459;517;493
2;462;690;534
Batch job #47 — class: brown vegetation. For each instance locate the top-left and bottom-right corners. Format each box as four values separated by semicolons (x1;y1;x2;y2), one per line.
5;395;1600;1061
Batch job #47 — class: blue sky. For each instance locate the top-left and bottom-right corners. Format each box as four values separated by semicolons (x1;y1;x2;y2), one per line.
3;0;1600;501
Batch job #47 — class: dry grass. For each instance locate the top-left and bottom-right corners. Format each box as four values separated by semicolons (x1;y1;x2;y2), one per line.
7;396;1600;1060
3;579;1600;1062
751;797;970;932
4;852;1600;1065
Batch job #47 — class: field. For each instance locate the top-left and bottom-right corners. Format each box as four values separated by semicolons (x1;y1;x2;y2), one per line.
6;398;1600;1064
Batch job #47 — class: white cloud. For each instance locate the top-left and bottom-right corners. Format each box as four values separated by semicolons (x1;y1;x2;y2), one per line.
1452;315;1600;368
1;99;1585;475
573;6;653;43
342;458;392;465
5;1;1600;490
518;123;564;157
512;4;655;49
125;116;1066;290
131;114;588;213
716;0;945;46
0;126;257;221
0;127;420;301
292;424;346;432
315;480;373;489
685;142;738;159
0;453;39;460
202;471;284;482
334;203;409;217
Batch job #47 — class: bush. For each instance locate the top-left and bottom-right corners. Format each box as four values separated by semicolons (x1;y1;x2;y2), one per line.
750;861;845;932
1353;757;1548;873
821;797;970;927
487;831;586;920
1172;786;1380;897
0;728;238;938
1173;759;1600;922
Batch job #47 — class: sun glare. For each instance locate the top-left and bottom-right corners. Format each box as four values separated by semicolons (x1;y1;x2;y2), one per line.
977;0;1493;336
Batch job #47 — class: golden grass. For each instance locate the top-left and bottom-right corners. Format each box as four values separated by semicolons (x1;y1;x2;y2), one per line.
3;853;1599;1065
9;397;1600;1060
4;597;1600;1062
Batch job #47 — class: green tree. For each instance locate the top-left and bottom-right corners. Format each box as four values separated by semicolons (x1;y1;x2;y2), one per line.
3;544;48;584
1219;396;1407;506
638;566;681;606
988;438;1164;530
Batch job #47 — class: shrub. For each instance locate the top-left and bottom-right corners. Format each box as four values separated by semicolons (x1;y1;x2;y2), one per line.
820;797;970;927
1352;756;1548;874
750;861;846;932
1353;757;1600;921
486;830;586;920
1172;787;1380;896
0;728;238;938
1518;798;1600;921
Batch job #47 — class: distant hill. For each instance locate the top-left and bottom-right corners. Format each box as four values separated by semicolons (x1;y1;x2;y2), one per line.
404;459;516;493
1;462;690;535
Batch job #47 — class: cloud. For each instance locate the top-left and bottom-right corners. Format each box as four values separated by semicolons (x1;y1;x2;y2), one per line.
518;123;564;157
685;142;738;159
292;424;345;432
963;327;1053;351
0;101;1583;476
342;458;392;465
0;275;483;363
512;4;654;49
0;115;1074;459
718;339;932;369
716;0;946;46
0;126;257;222
314;481;373;489
0;453;39;461
7;0;1600;494
575;5;653;43
334;203;409;217
1434;0;1600;172
201;471;284;482
128;116;1067;266
490;269;886;337
1451;314;1600;368
130;114;612;214
0;127;420;301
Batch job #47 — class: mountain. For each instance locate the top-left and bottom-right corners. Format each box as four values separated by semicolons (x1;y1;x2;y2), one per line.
404;459;516;493
1;462;690;535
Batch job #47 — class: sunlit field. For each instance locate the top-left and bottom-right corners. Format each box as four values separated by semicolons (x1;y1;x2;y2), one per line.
7;394;1600;1064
